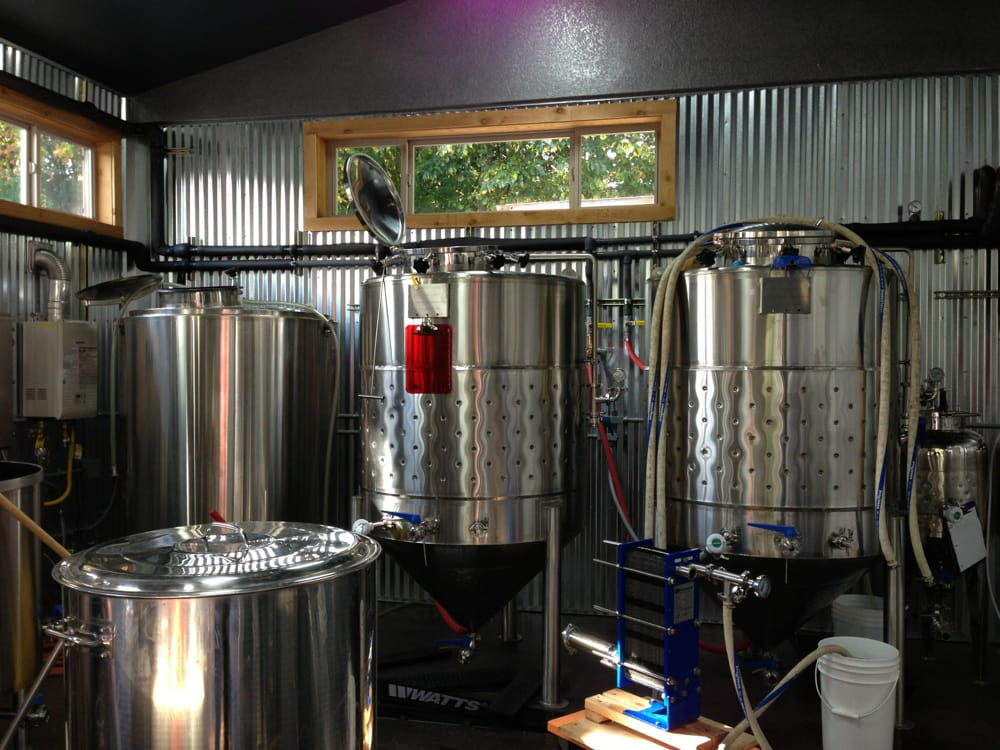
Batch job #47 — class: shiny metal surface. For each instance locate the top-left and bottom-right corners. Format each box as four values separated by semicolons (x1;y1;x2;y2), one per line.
54;521;378;597
0;463;42;696
914;421;987;540
540;501;565;709
665;262;879;560
77;274;163;304
55;523;378;750
121;290;339;532
159;73;1000;630
713;226;837;266
360;269;587;546
345;153;405;246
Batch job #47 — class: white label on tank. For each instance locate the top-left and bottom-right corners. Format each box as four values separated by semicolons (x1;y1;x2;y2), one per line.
673;581;695;624
409;283;449;318
946;503;986;572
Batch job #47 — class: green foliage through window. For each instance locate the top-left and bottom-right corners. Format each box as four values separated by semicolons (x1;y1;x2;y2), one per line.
0;119;27;204
581;132;656;204
414;138;570;213
38;132;91;217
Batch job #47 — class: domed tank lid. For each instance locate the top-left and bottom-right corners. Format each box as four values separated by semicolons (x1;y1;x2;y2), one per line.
344;153;405;246
714;224;838;266
76;274;162;305
53;521;380;598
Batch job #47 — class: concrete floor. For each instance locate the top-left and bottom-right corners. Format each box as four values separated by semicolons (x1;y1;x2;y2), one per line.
7;601;1000;748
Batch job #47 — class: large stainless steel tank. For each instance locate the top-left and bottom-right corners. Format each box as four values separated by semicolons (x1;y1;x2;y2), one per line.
51;521;379;749
664;227;880;646
360;250;587;629
0;462;42;697
121;287;339;532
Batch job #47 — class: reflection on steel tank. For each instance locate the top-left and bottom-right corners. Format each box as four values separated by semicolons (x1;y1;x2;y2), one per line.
120;286;339;531
360;249;587;630
661;226;881;648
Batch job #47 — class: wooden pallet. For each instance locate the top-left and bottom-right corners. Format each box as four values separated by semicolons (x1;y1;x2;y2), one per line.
547;689;759;750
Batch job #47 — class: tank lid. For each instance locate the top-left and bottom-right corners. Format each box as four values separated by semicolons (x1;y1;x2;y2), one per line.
53;521;380;598
156;285;241;308
345;153;405;247
714;224;839;266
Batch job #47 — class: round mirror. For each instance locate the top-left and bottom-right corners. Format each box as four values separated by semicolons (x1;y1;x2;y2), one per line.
344;153;406;247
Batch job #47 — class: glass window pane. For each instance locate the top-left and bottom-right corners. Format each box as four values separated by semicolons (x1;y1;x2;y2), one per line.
334;145;401;216
414;138;570;213
581;131;656;206
0;119;28;205
38;132;92;217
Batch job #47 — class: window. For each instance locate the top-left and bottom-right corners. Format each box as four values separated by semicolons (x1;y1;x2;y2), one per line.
304;101;676;232
0;84;122;236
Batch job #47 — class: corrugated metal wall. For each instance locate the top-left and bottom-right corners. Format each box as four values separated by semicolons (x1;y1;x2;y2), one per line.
0;37;128;119
0;39;128;549
161;72;1000;619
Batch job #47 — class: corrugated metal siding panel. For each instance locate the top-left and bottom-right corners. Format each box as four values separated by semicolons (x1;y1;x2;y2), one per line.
162;72;1000;621
0;37;127;119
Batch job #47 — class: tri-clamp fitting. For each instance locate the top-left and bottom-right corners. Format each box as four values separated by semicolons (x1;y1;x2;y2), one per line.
352;514;440;542
675;562;771;605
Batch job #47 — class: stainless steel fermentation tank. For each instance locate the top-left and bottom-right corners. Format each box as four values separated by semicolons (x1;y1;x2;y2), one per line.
121;287;339;532
360;251;587;629
51;521;379;749
913;377;989;669
0;462;42;698
914;390;988;551
663;227;880;647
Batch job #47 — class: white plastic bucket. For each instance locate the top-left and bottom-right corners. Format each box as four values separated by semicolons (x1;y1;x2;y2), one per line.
816;636;899;750
831;594;884;641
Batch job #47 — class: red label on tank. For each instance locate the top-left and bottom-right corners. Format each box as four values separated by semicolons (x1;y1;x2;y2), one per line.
405;324;452;394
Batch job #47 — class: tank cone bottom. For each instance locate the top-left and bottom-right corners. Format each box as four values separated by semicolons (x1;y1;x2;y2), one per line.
381;539;546;632
723;555;880;649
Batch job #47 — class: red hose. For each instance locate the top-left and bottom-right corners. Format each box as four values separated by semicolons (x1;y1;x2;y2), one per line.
434;600;468;634
209;509;227;522
624;337;647;370
598;421;635;534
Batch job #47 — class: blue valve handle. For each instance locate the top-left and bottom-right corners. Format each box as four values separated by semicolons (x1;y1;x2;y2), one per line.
434;637;473;648
382;510;422;525
771;255;812;270
746;522;798;538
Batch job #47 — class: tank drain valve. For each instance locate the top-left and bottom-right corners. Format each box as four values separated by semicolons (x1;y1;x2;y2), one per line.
747;522;801;557
353;512;439;542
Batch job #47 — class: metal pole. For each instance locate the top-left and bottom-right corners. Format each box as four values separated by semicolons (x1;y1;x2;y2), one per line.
500;600;521;643
539;501;567;710
887;515;911;730
0;641;64;750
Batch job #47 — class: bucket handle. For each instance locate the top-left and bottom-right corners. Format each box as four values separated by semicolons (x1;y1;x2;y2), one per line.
814;667;898;720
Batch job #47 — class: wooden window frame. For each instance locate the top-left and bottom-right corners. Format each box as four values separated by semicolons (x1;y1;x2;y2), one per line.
303;100;676;233
0;84;123;236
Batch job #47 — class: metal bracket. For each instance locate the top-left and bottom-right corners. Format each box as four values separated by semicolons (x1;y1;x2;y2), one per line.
43;617;114;657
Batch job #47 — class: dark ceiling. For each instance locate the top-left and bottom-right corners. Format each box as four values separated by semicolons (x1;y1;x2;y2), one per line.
0;0;405;95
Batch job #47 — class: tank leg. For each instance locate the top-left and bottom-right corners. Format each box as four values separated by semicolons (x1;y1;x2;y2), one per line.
971;562;988;685
887;515;913;730
501;600;521;643
539;501;567;710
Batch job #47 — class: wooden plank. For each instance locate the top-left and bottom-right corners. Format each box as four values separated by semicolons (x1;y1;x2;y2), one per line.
0;199;124;237
549;710;676;749
304;101;675;140
579;690;759;750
